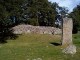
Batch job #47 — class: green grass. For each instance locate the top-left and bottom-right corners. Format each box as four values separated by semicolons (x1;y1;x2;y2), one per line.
0;34;80;60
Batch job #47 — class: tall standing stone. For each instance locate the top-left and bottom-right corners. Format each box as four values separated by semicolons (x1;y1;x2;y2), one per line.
62;18;73;46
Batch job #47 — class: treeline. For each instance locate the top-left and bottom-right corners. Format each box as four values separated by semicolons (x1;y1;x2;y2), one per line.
69;4;80;33
0;0;68;27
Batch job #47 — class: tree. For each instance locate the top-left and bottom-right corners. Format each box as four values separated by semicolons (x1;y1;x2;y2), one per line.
69;4;80;33
58;7;69;18
0;0;24;42
20;0;58;26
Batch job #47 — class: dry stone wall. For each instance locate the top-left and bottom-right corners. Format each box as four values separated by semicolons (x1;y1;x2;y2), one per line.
12;24;61;35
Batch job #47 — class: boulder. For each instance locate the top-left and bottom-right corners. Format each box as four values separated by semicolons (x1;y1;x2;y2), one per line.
62;45;76;54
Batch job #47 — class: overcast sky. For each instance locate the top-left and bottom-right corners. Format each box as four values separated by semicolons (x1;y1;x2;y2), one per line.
48;0;80;12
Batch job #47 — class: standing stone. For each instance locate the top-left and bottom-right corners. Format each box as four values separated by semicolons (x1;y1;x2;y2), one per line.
62;18;76;54
62;18;73;46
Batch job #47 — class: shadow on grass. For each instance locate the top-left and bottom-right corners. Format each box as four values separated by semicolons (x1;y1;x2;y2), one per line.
0;28;18;44
50;42;61;46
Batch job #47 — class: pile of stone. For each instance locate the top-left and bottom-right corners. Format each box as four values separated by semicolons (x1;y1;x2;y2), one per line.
12;24;61;35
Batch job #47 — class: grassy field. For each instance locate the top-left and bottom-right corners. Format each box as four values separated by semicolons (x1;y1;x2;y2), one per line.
0;34;80;60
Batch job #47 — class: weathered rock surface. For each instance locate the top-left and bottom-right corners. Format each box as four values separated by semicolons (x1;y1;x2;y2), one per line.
62;45;76;54
12;24;61;35
62;18;73;45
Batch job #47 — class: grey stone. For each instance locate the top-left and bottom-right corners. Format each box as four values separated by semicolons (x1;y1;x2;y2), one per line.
26;30;31;33
62;45;76;54
11;24;61;35
62;18;73;45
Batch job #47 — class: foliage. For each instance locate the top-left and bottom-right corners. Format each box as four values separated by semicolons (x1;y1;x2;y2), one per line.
0;0;61;26
20;0;58;26
69;4;80;33
0;0;23;42
27;18;39;26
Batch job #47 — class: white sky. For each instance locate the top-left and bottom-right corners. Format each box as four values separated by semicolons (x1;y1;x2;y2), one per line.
48;0;80;12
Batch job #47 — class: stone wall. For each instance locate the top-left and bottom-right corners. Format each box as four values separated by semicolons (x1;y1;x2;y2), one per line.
12;24;61;35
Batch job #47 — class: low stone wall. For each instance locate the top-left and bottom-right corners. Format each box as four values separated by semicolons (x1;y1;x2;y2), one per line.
12;24;61;35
